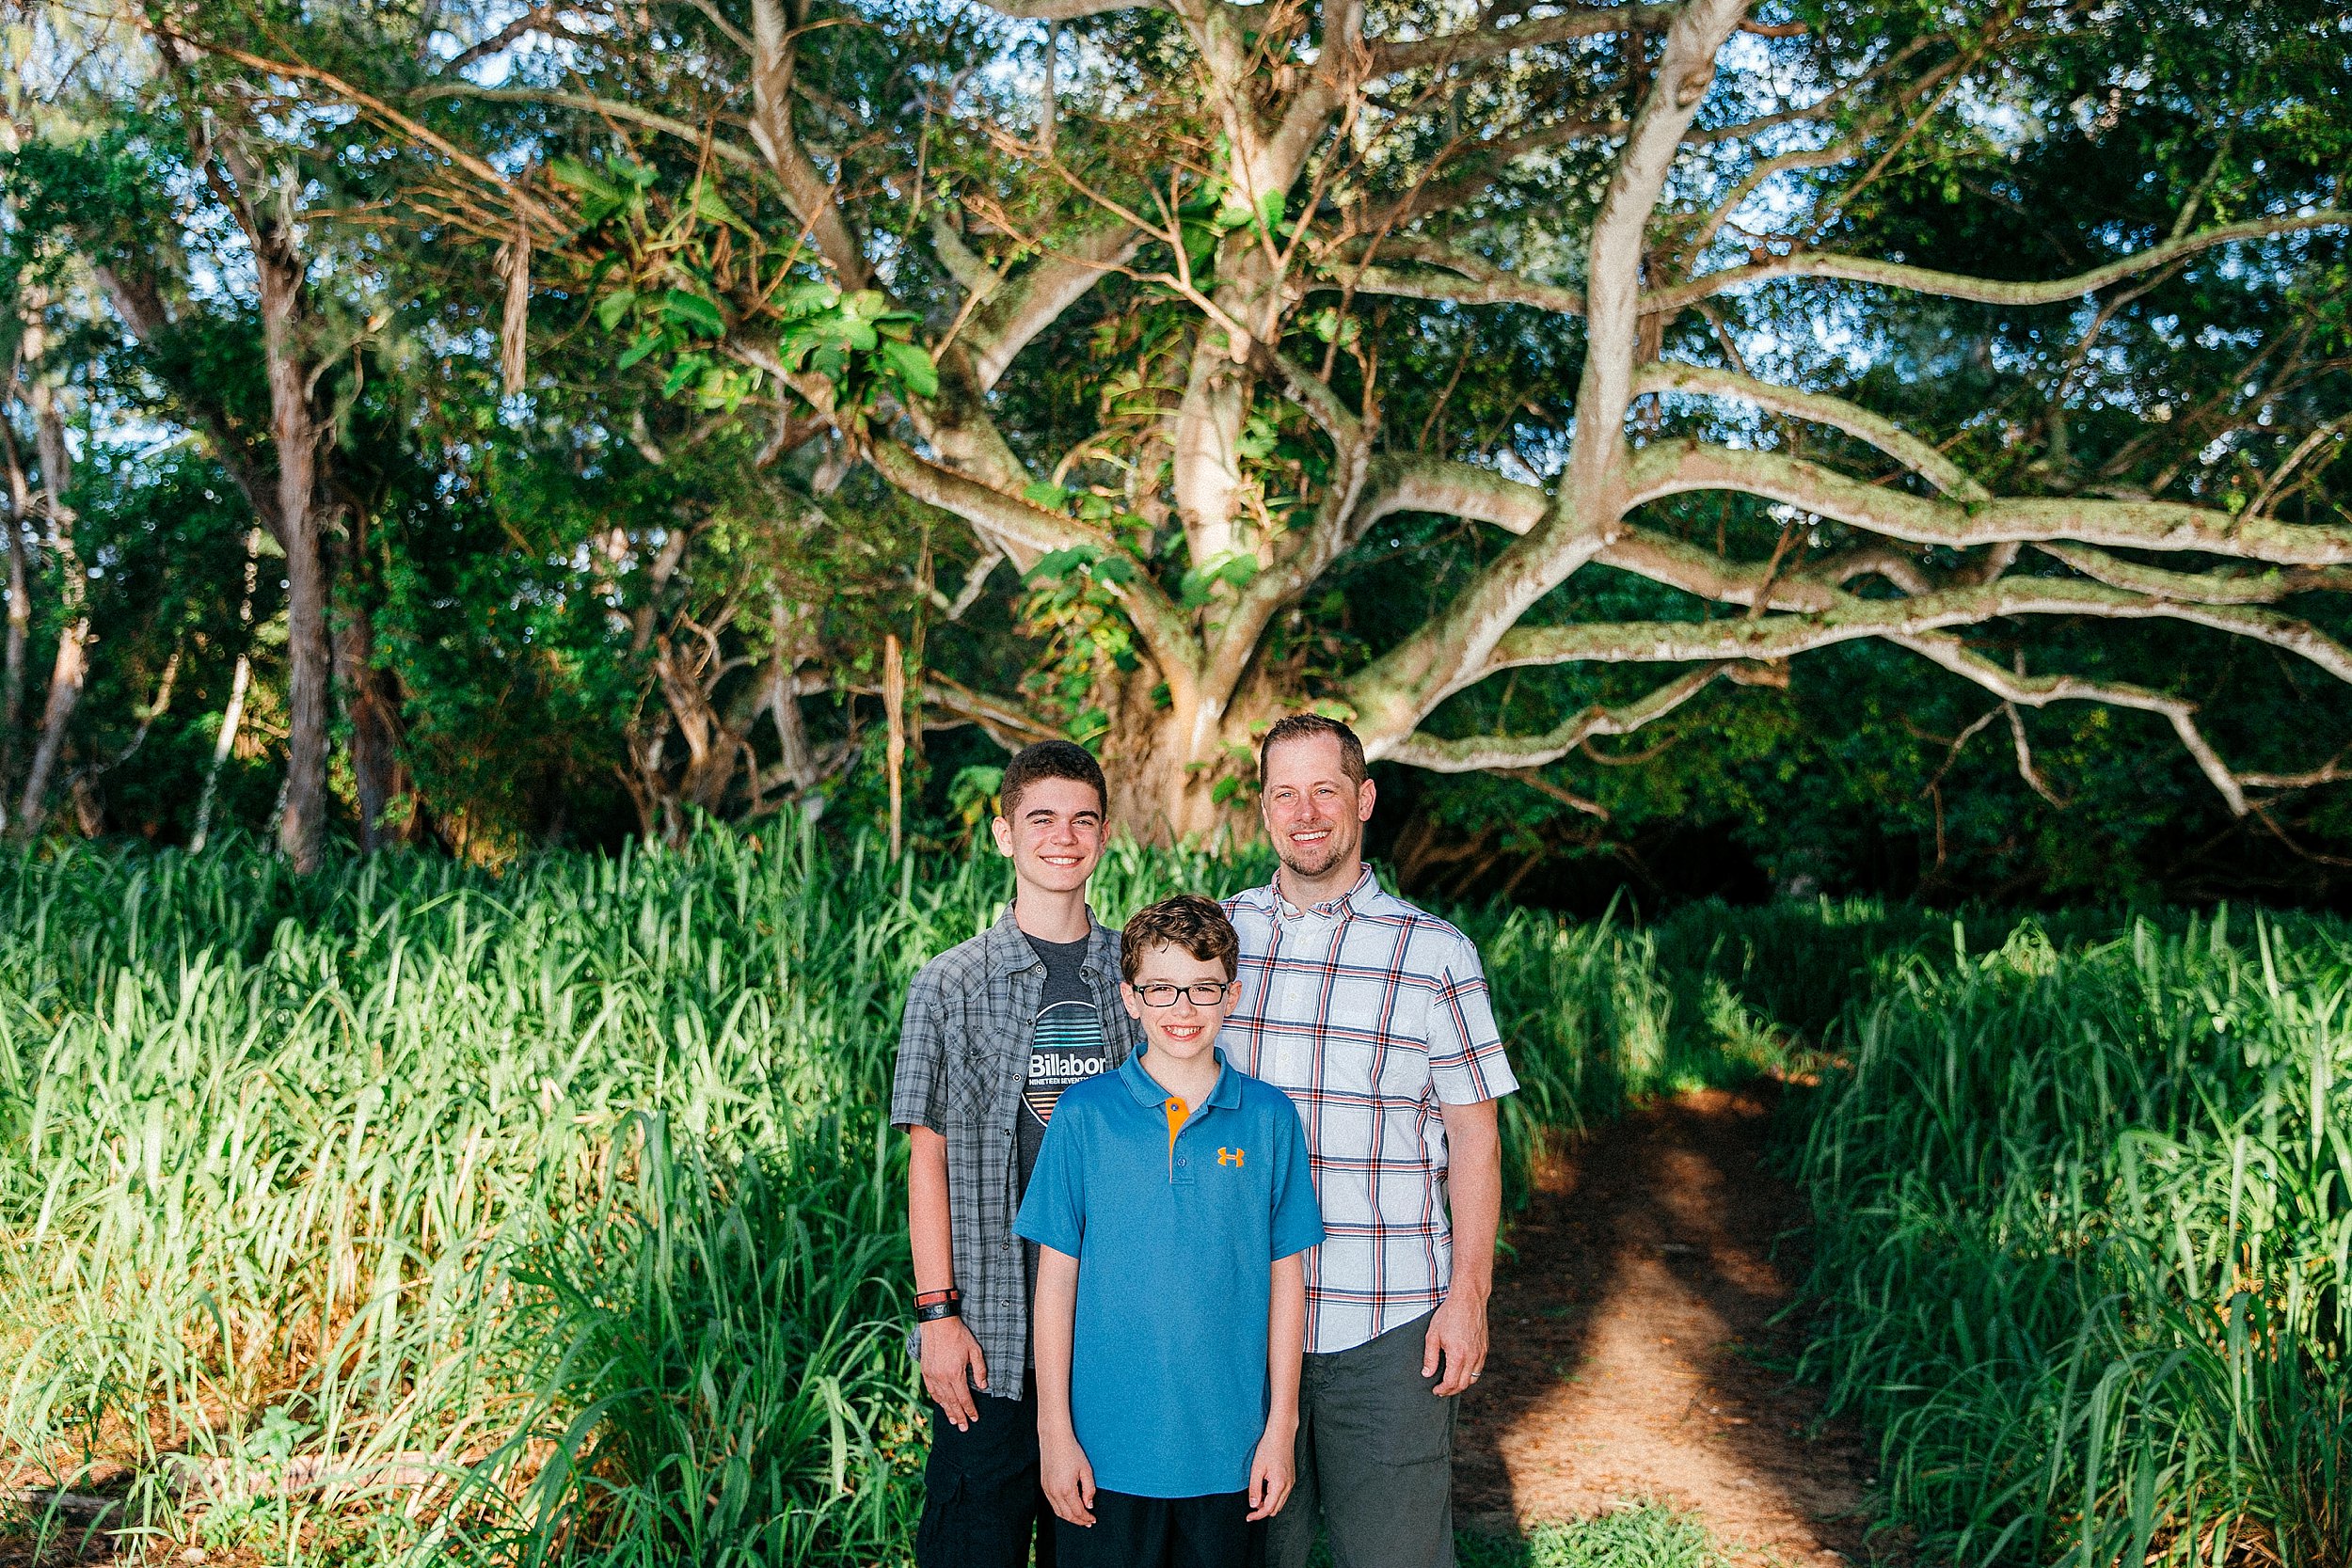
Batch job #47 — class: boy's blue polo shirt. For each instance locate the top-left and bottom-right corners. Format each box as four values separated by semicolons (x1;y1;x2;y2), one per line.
1014;1046;1324;1498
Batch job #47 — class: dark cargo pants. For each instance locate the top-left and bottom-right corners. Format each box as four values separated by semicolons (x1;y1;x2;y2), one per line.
1262;1311;1458;1568
914;1384;1058;1568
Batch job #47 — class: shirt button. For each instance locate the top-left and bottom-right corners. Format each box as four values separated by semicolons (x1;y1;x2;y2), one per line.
1176;1157;1187;1166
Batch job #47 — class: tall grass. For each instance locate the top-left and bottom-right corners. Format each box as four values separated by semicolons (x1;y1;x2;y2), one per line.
0;828;1704;1564
1788;912;2352;1568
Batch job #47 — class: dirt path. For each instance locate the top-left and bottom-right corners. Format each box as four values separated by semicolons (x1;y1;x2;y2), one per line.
1454;1084;1881;1565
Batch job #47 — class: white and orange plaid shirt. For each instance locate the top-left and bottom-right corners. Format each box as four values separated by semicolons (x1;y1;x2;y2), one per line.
1221;868;1517;1354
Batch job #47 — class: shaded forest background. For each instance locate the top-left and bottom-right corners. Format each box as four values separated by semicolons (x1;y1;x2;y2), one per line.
1;0;2346;911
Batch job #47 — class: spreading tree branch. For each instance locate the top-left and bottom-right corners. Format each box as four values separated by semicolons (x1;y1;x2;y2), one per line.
1368;2;1681;73
1629;441;2352;566
2035;542;2352;603
1890;631;2248;815
1649;211;2352;313
1635;361;1990;502
1384;662;1728;770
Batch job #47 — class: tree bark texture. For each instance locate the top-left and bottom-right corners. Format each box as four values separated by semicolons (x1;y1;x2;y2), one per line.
13;302;87;844
336;602;405;852
1;421;30;799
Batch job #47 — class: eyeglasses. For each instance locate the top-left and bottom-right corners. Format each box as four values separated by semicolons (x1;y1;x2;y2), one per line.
1133;981;1238;1008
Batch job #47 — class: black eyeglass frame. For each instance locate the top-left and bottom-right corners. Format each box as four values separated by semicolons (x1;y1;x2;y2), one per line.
1128;980;1239;1007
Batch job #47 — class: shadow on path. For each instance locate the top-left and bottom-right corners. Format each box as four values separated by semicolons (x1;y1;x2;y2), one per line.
1454;1084;1884;1565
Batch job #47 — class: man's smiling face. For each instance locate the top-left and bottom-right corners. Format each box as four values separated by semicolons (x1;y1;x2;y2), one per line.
990;775;1106;894
1261;732;1375;885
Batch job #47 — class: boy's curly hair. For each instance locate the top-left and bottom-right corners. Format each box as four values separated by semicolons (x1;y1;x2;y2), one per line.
1120;895;1240;984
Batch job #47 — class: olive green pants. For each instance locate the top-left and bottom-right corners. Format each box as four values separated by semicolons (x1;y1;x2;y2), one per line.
1262;1311;1458;1568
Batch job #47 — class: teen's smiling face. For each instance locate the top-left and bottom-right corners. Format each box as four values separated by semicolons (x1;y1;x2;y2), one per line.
1261;732;1375;885
990;776;1106;894
1120;943;1237;1065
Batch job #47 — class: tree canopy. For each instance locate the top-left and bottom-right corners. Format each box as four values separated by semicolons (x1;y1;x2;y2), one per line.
1;0;2346;903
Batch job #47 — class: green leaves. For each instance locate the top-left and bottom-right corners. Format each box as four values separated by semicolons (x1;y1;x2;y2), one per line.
1178;549;1258;610
877;338;939;399
660;289;725;338
770;287;938;407
551;154;656;230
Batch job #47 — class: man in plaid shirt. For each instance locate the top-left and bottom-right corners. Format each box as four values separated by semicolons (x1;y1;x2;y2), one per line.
1222;714;1518;1568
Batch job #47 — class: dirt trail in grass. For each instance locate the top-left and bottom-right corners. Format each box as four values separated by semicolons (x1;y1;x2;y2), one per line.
1454;1084;1880;1565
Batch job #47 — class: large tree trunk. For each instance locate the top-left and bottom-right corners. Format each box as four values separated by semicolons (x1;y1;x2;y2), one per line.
1096;658;1281;845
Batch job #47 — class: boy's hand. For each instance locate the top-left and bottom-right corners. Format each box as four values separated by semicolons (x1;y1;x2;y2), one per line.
920;1316;988;1431
1246;1421;1297;1521
1040;1426;1097;1526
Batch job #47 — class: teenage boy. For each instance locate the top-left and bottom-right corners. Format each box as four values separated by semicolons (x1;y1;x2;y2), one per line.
890;740;1144;1568
1016;895;1325;1568
1223;714;1518;1568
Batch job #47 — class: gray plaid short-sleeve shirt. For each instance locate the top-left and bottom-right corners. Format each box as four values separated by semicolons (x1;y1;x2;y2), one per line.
889;903;1138;1402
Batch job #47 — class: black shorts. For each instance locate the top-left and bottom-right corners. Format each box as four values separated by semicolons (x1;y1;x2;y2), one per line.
1056;1486;1259;1568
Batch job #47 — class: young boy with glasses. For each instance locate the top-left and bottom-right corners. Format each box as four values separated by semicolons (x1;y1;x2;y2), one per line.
1015;895;1325;1568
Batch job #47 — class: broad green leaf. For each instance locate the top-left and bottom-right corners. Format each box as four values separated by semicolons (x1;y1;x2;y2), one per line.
686;178;752;233
616;329;667;371
1027;546;1097;580
550;157;622;203
595;290;639;331
661;290;726;338
877;338;939;399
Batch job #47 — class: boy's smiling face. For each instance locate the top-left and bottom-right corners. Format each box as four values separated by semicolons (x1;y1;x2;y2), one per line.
1120;942;1237;1066
990;776;1105;895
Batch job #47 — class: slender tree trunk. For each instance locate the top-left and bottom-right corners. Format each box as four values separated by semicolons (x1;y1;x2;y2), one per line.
883;631;905;858
18;620;87;839
1;419;30;804
251;231;331;872
337;605;403;850
192;528;262;852
190;652;251;852
333;514;404;851
15;312;87;843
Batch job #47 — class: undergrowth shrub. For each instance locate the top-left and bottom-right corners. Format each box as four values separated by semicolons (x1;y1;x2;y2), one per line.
1786;913;2352;1568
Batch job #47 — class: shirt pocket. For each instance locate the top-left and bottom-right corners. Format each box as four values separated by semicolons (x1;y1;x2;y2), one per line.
949;1039;1002;1124
1371;985;1434;1100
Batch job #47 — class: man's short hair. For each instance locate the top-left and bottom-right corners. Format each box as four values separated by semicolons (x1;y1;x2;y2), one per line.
1258;712;1368;788
1120;895;1240;983
998;739;1108;820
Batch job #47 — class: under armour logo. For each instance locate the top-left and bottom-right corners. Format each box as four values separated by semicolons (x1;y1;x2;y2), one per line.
1218;1147;1245;1166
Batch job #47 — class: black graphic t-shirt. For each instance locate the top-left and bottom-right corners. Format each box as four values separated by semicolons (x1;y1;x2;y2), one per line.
1016;932;1110;1343
1015;933;1110;1195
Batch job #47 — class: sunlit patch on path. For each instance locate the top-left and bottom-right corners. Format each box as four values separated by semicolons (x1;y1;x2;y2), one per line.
1454;1087;1881;1567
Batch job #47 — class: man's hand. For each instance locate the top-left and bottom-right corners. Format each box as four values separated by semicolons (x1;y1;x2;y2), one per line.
1422;1287;1489;1396
1041;1425;1097;1526
920;1315;988;1430
1427;1095;1502;1398
1246;1419;1297;1521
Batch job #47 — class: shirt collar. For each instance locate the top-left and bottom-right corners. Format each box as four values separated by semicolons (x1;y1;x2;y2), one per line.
1119;1045;1242;1111
985;901;1114;976
1264;864;1377;923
